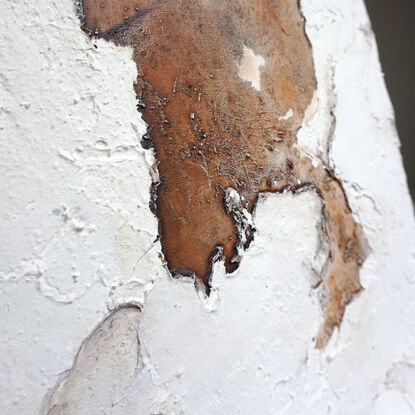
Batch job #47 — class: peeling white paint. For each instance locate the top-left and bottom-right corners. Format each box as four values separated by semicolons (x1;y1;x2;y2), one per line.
238;45;265;91
301;91;319;128
40;307;142;414
224;186;254;254
1;0;415;414
279;108;294;121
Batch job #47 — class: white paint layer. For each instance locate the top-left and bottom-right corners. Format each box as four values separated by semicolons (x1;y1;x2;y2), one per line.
1;0;415;414
279;108;294;121
238;45;265;90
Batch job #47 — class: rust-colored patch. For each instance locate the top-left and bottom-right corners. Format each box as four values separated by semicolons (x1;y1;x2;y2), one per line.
80;0;367;347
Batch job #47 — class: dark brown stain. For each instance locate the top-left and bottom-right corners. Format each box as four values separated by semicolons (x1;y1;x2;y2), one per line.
80;0;367;347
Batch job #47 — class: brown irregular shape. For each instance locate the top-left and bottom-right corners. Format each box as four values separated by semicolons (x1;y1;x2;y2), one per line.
81;0;151;34
80;0;368;347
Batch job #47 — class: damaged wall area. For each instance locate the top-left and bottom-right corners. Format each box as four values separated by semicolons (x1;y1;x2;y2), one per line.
80;0;367;347
0;0;415;414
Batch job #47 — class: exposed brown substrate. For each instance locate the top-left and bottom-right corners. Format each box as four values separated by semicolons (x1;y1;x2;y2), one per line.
80;0;368;347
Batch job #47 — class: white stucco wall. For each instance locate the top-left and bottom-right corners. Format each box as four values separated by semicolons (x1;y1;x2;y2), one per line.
1;0;414;414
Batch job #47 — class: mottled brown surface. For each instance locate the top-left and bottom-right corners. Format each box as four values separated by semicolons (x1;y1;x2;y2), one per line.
80;0;367;347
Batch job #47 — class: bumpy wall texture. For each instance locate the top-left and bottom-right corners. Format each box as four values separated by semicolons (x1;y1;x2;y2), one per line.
1;0;415;414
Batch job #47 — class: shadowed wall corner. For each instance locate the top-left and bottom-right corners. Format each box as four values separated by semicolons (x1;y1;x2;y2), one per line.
364;0;415;201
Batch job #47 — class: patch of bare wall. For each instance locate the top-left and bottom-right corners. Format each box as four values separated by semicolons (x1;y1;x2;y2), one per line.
78;0;368;346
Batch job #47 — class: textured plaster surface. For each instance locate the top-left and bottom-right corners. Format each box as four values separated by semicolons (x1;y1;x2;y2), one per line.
0;0;414;414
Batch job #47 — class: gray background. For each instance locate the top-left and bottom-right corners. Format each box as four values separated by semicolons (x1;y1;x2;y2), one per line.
364;0;415;199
